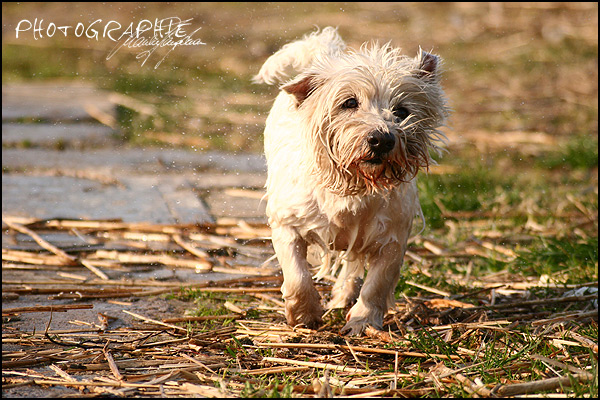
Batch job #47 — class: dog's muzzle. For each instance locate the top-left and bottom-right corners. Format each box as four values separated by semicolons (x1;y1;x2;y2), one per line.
366;130;395;163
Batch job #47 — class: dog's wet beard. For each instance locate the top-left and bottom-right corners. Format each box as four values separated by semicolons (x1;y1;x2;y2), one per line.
352;150;429;193
331;131;431;195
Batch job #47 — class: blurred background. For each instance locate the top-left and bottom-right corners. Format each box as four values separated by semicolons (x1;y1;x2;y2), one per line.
2;2;598;240
3;2;597;151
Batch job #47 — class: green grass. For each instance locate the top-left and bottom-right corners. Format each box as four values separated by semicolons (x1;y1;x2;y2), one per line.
513;236;598;283
173;289;266;331
538;134;599;170
418;164;508;230
241;377;298;398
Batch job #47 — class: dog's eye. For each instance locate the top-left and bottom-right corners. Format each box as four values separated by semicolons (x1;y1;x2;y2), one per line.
393;106;410;121
342;98;359;109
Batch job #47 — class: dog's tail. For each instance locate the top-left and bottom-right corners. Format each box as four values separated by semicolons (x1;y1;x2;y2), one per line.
253;26;346;85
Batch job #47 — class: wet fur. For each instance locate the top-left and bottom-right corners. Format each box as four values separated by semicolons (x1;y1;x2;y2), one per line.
255;27;449;334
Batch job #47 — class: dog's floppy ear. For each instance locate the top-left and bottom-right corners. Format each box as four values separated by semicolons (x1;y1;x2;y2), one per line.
281;74;320;106
415;49;440;81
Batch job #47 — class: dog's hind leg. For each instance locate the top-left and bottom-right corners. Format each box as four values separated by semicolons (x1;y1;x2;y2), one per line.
327;258;364;310
342;246;405;335
341;206;414;337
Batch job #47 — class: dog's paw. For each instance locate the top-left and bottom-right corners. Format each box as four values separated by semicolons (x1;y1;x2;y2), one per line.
286;308;323;330
326;294;355;310
296;313;323;330
327;278;362;310
341;300;384;335
284;290;324;330
340;318;371;336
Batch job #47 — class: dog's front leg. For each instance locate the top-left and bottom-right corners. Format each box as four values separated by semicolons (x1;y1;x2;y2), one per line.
271;225;323;329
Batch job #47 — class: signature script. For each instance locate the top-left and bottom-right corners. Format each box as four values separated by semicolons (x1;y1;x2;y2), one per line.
15;17;206;69
106;17;206;69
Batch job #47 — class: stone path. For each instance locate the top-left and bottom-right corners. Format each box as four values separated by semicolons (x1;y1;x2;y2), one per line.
1;82;272;360
2;82;268;226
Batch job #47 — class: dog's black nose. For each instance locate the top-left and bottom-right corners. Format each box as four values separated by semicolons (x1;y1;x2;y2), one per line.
367;131;395;155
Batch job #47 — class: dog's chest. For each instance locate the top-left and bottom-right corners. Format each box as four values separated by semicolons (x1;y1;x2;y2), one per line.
304;199;389;254
301;184;419;255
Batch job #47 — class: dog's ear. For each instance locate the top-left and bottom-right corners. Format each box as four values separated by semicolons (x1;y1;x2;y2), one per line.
415;49;440;81
281;74;319;106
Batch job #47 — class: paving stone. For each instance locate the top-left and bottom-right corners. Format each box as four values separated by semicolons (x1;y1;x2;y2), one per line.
124;175;214;224
1;231;99;250
2;122;118;148
1;84;268;225
192;172;266;190
2;172;267;224
2;174;179;223
2;82;116;122
204;189;267;221
2;148;267;174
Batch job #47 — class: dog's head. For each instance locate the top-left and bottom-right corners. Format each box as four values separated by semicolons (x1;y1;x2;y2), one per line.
282;43;449;195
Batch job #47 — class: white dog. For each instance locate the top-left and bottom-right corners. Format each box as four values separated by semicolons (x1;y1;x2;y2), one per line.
254;27;449;335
